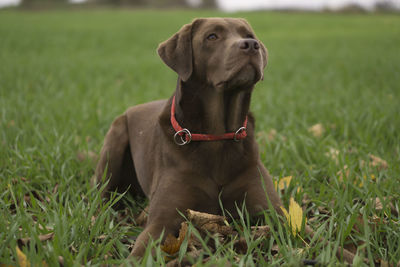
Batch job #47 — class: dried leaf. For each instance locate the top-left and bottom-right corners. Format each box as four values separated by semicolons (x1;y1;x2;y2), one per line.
281;198;304;236
372;197;397;216
308;123;324;138
165;249;203;267
268;129;277;141
52;183;59;194
161;222;188;255
274;176;292;191
57;256;64;267
302;193;311;206
11;177;28;185
379;259;390;267
233;237;247;254
337;165;349;182
135;207;148;227
187;209;233;235
18;232;54;247
251;225;271;239
77;150;98;165
369;154;388;170
325;147;339;165
271;244;280;256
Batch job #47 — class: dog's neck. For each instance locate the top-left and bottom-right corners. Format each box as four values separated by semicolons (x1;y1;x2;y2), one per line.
174;79;252;134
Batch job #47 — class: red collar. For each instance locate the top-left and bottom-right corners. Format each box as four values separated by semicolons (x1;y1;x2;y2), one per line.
170;96;248;145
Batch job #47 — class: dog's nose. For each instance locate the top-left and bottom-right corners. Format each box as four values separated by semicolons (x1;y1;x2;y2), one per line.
239;39;260;53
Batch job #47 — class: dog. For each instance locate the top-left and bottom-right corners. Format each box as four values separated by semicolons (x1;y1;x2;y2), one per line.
94;17;356;263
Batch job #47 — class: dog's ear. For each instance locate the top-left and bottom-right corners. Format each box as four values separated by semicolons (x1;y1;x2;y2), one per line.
157;21;194;82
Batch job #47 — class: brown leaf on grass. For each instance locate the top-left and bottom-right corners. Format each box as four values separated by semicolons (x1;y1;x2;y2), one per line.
11;191;46;211
325;147;339;165
161;222;188;255
165;249;203;267
76;150;98;165
337;165;349;182
232;226;272;254
96;235;107;241
91;216;96;227
257;129;277;142
251;225;271;239
317;205;331;215
134;206;148;227
7;120;15;128
18;232;54;247
70;244;78;253
379;259;390;267
233;237;247;254
268;129;277;141
369;154;388;170
302;193;311;206
373;197;398;216
57;256;64;267
308;123;324;138
271;244;280;257
343;242;358;255
52;183;59;194
11;177;28;185
187;209;233;236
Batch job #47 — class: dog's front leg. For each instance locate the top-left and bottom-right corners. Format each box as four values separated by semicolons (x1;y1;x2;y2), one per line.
128;222;176;258
128;171;220;260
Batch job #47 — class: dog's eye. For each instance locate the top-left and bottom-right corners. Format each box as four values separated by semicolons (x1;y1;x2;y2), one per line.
207;33;218;41
246;34;255;39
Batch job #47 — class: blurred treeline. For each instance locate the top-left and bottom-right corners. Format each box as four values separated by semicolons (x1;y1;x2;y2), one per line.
20;0;217;9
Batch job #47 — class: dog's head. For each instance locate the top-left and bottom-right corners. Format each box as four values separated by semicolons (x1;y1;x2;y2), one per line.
158;18;268;91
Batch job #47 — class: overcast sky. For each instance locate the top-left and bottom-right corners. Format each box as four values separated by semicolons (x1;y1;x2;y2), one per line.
218;0;400;11
1;0;400;10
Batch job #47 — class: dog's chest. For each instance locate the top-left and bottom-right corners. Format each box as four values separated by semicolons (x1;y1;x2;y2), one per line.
194;142;252;185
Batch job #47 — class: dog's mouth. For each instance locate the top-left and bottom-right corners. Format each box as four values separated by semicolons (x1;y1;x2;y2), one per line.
215;59;263;91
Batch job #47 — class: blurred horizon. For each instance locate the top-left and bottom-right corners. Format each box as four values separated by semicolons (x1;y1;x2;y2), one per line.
1;0;400;11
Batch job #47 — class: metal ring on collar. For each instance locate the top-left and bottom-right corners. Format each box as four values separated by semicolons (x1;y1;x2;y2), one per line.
174;128;192;146
234;127;246;142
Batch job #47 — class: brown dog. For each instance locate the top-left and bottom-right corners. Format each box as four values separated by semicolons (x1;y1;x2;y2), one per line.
95;17;281;257
94;18;355;262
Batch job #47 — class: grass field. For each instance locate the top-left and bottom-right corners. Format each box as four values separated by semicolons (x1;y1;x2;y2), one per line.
1;8;400;266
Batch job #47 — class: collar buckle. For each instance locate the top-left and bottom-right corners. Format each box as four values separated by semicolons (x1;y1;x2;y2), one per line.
173;128;192;146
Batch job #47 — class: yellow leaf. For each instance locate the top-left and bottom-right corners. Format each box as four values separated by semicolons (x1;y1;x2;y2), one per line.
16;246;30;267
359;174;377;187
281;198;304;236
15;247;48;267
274;176;292;191
281;206;289;220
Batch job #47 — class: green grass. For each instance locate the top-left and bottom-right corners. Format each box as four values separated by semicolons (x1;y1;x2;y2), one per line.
1;8;400;266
